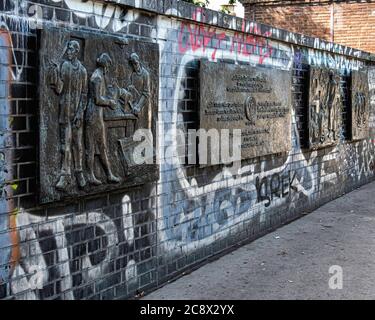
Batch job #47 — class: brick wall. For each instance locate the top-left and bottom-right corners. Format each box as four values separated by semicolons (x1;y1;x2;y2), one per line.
241;0;375;53
0;0;374;300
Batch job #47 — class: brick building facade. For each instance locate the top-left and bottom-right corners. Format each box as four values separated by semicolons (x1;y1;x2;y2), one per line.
241;0;375;53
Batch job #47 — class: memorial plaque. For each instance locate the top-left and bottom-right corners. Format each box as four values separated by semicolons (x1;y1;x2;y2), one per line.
39;28;159;203
200;61;292;163
351;69;370;141
308;67;341;149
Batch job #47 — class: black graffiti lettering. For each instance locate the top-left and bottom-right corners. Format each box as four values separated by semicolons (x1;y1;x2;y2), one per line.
289;171;298;193
256;176;271;207
281;173;289;197
257;171;298;207
270;173;281;200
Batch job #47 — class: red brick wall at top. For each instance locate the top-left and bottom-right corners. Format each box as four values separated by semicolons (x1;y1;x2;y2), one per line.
242;1;375;53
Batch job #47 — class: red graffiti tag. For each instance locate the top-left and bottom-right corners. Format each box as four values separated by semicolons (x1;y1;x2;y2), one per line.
230;30;272;64
178;8;226;60
178;8;273;64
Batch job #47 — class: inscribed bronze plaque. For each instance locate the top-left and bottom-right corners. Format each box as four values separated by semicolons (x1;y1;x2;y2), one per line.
308;67;341;149
39;28;159;203
351;69;370;141
199;61;292;162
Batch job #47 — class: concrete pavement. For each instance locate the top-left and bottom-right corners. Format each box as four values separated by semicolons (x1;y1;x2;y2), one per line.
144;181;375;300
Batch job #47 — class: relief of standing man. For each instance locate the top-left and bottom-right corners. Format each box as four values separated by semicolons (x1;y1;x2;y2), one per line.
85;53;120;186
50;40;87;191
52;48;149;190
128;53;150;116
325;70;339;141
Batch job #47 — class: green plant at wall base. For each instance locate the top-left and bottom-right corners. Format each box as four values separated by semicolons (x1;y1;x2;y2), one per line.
10;183;18;191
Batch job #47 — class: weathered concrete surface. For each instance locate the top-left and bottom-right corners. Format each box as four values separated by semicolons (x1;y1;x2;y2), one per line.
145;181;375;300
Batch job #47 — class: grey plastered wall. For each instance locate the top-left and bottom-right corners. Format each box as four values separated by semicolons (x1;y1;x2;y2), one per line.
0;0;374;299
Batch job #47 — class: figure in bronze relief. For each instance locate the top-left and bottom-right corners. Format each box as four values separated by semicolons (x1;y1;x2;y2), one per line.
350;70;369;140
308;68;340;148
39;28;160;203
128;53;150;115
325;70;339;140
50;40;87;191
244;96;257;125
355;92;367;128
85;53;120;185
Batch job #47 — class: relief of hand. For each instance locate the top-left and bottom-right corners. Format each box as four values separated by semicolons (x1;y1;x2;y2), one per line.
49;62;59;86
132;103;140;116
73;115;82;128
109;99;117;110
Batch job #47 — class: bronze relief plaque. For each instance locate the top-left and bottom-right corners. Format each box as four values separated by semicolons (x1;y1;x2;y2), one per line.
351;69;370;141
199;61;292;163
308;67;341;149
39;28;159;203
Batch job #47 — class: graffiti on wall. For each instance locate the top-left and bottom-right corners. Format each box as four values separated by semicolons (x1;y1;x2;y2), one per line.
25;0;135;33
177;7;274;64
0;1;157;299
0;29;18;290
10;190;156;299
157;7;375;256
0;30;11;284
308;48;364;72
176;7;291;68
256;171;298;208
0;14;29;81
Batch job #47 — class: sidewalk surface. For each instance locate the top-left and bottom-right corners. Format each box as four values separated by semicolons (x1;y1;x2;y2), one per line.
144;181;375;300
